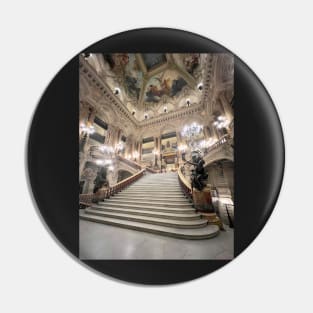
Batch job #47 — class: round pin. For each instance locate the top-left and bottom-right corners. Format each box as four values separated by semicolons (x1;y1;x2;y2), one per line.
27;28;284;284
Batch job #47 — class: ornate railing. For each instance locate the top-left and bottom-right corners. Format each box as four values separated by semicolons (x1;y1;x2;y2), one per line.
204;134;231;155
116;155;142;171
89;145;115;160
79;169;145;207
178;166;193;202
145;167;159;173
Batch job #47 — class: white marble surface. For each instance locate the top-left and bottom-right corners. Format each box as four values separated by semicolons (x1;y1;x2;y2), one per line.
79;219;234;259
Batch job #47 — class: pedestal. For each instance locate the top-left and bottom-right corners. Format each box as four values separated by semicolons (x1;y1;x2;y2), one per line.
192;186;214;212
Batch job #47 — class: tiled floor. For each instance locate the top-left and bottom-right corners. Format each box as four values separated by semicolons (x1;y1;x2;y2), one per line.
79;220;234;259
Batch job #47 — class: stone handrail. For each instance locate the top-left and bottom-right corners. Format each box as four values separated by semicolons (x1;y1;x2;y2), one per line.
116;155;142;171
79;169;145;206
204;134;231;155
178;166;193;201
145;167;159;173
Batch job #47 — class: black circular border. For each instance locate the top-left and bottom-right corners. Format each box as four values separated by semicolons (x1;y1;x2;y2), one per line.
27;28;285;284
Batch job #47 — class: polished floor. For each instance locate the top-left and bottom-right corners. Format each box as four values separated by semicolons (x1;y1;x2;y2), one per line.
79;220;234;259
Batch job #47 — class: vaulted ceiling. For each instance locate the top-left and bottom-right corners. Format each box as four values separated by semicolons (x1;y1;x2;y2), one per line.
85;53;207;121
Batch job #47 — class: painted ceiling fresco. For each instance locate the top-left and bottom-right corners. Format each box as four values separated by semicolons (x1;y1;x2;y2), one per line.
103;53;143;100
144;69;187;103
182;53;200;76
141;54;167;71
102;53;203;112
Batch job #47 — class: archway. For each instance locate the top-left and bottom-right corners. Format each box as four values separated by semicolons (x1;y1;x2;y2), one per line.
117;169;133;182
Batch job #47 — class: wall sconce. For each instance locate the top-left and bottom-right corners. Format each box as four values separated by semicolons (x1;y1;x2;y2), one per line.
178;144;187;152
95;159;104;165
80;122;95;134
213;116;229;129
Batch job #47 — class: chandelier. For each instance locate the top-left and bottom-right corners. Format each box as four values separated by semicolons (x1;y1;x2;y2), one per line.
181;122;203;140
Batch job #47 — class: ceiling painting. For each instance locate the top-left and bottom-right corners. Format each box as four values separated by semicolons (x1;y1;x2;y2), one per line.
144;70;187;103
103;53;143;100
183;53;200;76
142;54;167;71
98;53;206;120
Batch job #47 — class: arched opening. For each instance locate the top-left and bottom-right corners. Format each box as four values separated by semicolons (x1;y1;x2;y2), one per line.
160;129;178;172
117;169;132;182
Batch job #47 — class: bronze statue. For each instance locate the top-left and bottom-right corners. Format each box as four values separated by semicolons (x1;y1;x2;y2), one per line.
184;152;208;191
93;167;108;193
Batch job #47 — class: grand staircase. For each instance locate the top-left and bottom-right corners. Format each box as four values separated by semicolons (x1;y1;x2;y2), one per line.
80;172;219;239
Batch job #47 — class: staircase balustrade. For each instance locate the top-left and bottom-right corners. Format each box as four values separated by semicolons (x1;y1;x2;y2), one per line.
116;155;142;171
203;134;231;156
79;169;145;207
145;167;159;173
178;166;193;202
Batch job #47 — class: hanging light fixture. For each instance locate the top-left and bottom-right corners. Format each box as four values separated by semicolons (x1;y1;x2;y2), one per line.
181;122;203;139
178;144;187;151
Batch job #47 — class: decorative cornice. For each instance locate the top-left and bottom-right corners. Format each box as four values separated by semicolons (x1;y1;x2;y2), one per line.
79;56;138;128
138;104;203;128
200;55;214;112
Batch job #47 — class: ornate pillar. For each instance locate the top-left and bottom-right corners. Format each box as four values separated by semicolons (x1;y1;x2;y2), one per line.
79;104;96;179
106;125;116;146
203;126;210;140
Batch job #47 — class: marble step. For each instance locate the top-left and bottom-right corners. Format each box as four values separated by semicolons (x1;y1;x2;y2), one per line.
96;202;195;213
137;180;178;183
113;195;189;202
88;206;201;220
128;185;181;188
126;188;182;192
122;189;183;194
131;182;180;187
113;192;186;201
101;198;192;208
130;182;180;188
84;209;206;228
135;182;178;184
80;212;219;239
134;180;178;183
136;180;178;182
135;178;178;181
123;187;183;194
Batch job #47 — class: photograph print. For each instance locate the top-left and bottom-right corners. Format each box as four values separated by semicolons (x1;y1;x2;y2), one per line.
79;53;234;259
